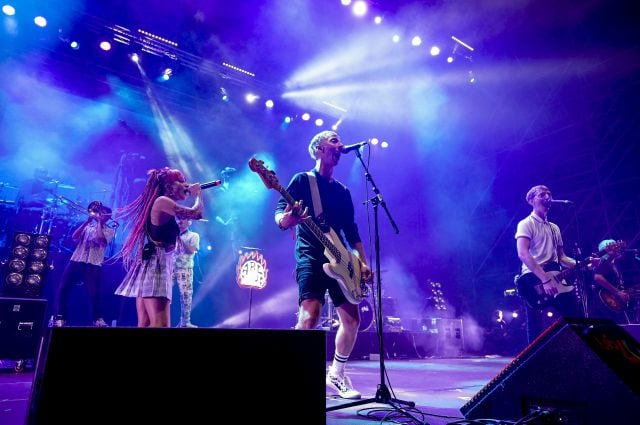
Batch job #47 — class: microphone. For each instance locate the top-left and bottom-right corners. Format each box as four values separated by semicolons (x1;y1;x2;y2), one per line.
200;180;223;189
185;180;223;194
551;199;573;204
341;141;368;153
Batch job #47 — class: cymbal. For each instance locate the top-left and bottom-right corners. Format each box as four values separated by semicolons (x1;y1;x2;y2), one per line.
46;180;76;190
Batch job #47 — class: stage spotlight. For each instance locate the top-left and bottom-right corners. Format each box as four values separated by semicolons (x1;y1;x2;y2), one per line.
2;232;51;298
370;137;379;145
341;0;351;6
34;16;47;27
301;113;310;121
392;34;400;43
314;118;324;127
220;87;230;102
2;4;15;16
160;68;172;81
430;46;440;56
352;0;367;17
265;99;274;108
99;41;111;51
380;141;389;148
411;36;422;47
374;16;382;24
245;93;259;104
70;41;79;50
447;56;454;63
451;35;474;52
130;52;140;63
280;116;292;130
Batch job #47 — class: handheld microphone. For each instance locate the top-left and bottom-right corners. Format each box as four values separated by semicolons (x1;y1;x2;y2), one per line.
341;141;368;153
185;180;223;195
551;199;573;204
201;180;223;189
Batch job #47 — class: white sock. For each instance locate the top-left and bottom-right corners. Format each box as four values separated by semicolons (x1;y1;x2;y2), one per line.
331;352;349;377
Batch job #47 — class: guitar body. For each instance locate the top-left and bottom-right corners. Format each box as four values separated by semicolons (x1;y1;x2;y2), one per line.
248;157;368;305
516;262;575;310
321;228;364;305
598;289;627;313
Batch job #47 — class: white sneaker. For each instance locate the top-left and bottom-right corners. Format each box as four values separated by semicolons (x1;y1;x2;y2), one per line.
326;370;361;399
179;322;198;328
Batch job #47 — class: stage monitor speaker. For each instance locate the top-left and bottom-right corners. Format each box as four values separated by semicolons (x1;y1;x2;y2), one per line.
460;317;640;424
0;297;47;360
27;327;326;425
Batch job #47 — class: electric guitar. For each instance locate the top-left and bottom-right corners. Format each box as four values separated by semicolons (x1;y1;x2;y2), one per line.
598;287;639;313
516;262;580;310
249;158;369;305
593;241;636;313
516;240;625;310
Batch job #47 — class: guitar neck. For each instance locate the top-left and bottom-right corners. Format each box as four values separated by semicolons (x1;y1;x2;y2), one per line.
276;186;341;258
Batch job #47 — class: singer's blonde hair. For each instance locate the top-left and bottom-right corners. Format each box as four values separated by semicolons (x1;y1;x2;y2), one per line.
308;130;339;160
525;185;551;206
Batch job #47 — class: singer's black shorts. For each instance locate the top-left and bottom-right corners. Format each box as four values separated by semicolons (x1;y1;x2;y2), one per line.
296;264;347;307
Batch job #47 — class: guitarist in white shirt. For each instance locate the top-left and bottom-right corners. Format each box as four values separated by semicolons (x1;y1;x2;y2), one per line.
275;130;373;400
515;185;581;342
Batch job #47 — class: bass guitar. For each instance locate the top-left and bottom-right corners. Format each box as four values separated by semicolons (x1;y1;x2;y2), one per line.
248;158;369;305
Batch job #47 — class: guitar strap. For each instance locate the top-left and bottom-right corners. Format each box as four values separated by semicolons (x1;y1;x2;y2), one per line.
306;171;324;219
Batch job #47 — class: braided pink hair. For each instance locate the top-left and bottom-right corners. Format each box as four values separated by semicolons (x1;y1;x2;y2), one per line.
114;167;185;270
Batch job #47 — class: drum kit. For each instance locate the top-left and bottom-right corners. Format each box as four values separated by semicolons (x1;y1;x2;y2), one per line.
320;293;381;332
0;178;115;253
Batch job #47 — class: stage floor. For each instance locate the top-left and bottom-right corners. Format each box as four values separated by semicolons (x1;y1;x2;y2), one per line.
1;355;511;425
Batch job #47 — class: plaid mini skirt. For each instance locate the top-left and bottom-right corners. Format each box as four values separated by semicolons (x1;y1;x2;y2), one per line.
115;245;174;301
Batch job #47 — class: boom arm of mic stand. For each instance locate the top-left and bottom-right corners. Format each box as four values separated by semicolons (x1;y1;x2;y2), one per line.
354;150;399;234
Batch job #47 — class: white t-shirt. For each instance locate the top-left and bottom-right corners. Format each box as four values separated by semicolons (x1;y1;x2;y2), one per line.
515;213;563;275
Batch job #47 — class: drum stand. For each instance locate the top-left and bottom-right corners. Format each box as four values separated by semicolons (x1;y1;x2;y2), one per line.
320;295;338;330
326;149;418;421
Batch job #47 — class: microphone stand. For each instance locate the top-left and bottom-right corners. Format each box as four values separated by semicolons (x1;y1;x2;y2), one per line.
327;150;417;419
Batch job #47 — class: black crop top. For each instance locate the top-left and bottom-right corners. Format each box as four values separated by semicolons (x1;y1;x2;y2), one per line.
147;218;179;247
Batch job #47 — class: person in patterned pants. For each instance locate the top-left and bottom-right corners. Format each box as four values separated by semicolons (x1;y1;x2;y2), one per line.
173;218;200;327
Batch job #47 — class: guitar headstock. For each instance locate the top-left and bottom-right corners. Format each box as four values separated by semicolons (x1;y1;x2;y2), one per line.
603;240;626;255
248;157;281;191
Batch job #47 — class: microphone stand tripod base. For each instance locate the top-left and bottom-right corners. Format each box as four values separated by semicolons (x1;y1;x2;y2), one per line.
326;185;416;421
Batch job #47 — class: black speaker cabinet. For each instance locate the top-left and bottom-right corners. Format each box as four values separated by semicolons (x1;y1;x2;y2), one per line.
461;317;640;424
0;297;47;360
27;327;326;425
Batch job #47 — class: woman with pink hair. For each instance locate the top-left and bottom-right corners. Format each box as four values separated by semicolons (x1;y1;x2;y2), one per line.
114;167;203;327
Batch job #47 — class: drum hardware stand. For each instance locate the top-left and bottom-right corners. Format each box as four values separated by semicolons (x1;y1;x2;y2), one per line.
326;148;417;421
